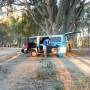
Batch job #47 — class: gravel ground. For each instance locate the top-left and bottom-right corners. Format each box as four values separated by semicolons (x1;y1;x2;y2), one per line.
0;55;64;90
0;48;21;63
0;50;90;90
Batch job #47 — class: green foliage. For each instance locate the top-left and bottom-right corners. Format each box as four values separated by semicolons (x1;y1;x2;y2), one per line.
0;23;11;41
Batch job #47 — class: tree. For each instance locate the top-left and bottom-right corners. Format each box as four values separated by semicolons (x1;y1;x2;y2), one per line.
0;23;12;46
61;0;86;33
0;0;58;35
0;0;87;35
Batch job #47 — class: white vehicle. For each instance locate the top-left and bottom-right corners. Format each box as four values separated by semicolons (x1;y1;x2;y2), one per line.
21;35;66;57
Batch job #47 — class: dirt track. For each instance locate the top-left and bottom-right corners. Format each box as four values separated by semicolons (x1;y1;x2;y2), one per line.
0;52;90;90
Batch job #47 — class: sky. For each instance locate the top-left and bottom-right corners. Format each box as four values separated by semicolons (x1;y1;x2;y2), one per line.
85;0;90;3
57;0;60;4
57;0;90;4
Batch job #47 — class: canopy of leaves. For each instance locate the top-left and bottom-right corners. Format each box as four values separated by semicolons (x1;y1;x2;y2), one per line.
0;0;89;35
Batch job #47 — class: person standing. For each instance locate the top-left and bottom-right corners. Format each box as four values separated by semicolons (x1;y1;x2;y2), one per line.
43;38;50;57
67;40;71;52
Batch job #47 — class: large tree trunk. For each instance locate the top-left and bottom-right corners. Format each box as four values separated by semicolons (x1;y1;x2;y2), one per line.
44;0;57;35
63;0;85;33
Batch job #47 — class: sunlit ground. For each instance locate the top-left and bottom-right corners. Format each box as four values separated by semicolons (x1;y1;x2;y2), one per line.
0;47;90;90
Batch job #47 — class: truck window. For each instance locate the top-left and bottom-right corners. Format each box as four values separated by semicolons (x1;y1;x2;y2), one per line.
50;37;61;42
28;37;37;48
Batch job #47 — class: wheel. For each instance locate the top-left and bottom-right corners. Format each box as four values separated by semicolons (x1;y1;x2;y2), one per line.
30;50;37;57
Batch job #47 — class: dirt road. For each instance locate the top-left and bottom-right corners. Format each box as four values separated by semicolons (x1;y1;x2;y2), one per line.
0;52;90;90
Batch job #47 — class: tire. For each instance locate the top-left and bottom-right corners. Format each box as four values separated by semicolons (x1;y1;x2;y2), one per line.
30;50;37;57
21;49;24;53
